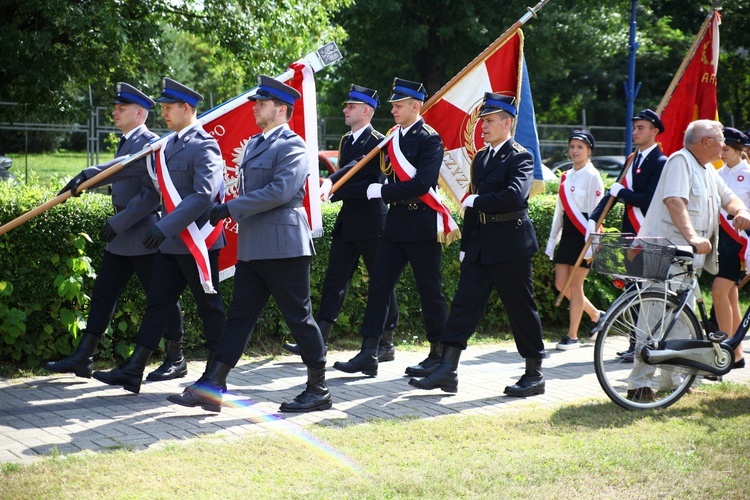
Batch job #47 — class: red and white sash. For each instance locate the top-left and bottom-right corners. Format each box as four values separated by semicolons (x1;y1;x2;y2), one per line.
719;211;749;271
621;158;644;233
154;144;225;293
558;170;587;237
387;130;460;244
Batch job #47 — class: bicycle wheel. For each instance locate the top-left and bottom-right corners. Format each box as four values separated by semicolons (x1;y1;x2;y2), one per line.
594;289;700;410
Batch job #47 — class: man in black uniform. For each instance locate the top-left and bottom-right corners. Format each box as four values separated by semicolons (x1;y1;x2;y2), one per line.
283;84;399;361
409;92;546;397
43;83;186;382
588;109;667;353
92;78;227;394
334;77;448;377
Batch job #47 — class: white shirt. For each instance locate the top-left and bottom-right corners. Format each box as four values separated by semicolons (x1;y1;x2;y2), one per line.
548;162;604;244
718;159;750;215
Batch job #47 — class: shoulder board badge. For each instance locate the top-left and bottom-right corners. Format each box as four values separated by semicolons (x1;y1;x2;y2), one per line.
371;130;385;140
386;125;399;137
422;123;438;135
512;142;526;153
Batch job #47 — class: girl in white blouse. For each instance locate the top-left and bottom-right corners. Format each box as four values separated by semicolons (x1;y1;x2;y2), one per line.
712;127;750;369
546;130;604;350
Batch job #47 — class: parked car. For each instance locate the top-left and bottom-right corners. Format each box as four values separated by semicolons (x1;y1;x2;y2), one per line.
0;156;14;181
551;155;626;178
318;150;338;178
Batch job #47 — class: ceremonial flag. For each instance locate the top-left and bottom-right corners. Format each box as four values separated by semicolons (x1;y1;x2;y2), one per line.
421;31;542;207
198;61;322;280
658;11;720;156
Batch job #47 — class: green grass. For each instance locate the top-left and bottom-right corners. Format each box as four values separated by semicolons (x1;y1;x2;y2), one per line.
7;151;93;186
1;384;749;498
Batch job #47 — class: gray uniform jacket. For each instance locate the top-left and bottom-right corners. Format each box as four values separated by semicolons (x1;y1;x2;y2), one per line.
227;126;314;261
155;124;227;255
83;124;160;256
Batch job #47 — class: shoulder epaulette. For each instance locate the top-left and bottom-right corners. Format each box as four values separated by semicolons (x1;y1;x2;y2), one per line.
512;142;527;153
385;125;399;137
422;123;438;135
371;129;385;140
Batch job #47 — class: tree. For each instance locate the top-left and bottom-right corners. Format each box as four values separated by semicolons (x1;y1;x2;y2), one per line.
0;0;350;121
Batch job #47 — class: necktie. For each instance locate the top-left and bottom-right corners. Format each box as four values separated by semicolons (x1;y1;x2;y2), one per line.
345;134;354;150
484;148;495;167
116;135;126;155
254;134;266;150
633;152;642;173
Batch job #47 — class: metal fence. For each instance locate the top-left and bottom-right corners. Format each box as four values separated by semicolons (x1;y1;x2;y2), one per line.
1;101;627;182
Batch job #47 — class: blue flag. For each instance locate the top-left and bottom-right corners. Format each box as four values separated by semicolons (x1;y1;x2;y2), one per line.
515;57;543;181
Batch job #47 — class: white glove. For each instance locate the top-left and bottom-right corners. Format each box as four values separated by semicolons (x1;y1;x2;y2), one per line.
584;245;593;260
366;183;382;200
462;194;478;209
319;178;332;202
545;241;556;260
609;182;624;197
459;251;465;262
585;219;597;241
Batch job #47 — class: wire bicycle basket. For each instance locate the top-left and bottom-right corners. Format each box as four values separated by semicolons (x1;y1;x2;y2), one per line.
591;233;678;281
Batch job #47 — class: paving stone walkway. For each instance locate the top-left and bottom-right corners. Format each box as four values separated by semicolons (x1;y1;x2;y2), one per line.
1;341;748;464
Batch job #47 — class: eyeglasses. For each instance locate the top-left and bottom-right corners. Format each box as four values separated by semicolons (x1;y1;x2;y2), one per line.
707;136;725;144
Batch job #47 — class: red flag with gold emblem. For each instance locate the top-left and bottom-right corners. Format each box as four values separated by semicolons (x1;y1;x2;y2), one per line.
421;32;525;207
658;11;720;156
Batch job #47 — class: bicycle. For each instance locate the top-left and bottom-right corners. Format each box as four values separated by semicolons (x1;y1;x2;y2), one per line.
589;233;744;410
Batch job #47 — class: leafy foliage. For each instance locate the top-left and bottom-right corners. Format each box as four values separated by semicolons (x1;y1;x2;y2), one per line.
0;180;624;369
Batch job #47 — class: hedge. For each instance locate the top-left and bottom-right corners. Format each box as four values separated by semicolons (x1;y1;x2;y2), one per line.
0;179;625;369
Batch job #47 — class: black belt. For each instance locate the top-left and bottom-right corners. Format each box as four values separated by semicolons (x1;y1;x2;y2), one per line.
478;210;526;224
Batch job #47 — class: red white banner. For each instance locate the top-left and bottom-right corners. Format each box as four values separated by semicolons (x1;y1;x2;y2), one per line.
198;61;322;280
659;11;720;157
422;32;524;208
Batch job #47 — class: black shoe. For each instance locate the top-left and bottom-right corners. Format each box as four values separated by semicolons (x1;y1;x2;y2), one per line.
377;329;396;362
504;358;545;397
147;340;188;381
92;345;152;394
42;333;99;378
167;360;232;413
734;358;745;369
408;345;461;393
279;367;332;413
589;310;606;340
333;337;378;376
404;342;443;376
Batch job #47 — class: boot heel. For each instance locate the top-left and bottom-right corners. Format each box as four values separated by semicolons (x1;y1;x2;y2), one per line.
201;403;221;413
362;369;378;377
441;385;458;393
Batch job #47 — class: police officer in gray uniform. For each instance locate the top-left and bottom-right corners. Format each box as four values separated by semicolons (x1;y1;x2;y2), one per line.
44;83;186;381
167;75;331;413
92;78;226;394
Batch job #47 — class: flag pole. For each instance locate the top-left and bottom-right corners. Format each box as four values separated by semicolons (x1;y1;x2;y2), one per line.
0;43;342;238
330;0;552;196
0;148;152;237
554;5;720;307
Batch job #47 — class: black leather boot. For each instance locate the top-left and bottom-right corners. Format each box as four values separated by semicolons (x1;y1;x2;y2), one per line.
504;357;545;397
409;345;461;393
378;329;396;362
42;333;99;378
92;345;153;394
404;342;443;376
146;340;188;381
205;351;227;393
279;366;333;413
333;337;379;376
283;319;333;356
167;360;232;413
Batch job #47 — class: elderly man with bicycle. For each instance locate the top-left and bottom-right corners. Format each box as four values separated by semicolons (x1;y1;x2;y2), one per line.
624;119;750;402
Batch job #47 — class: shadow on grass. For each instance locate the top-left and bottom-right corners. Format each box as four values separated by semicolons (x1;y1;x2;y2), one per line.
548;383;750;430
